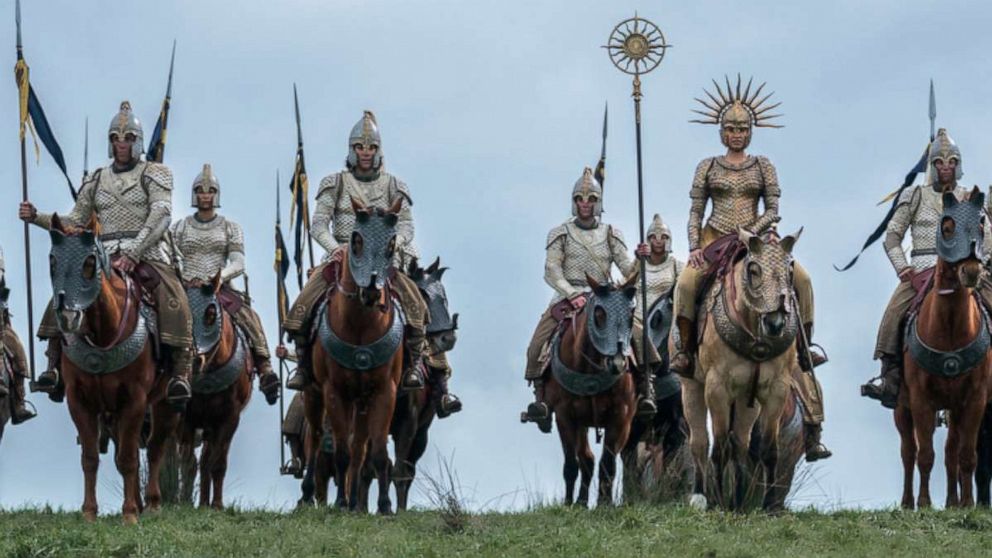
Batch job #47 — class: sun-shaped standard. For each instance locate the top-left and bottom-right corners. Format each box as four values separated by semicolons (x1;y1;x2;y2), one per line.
603;16;670;76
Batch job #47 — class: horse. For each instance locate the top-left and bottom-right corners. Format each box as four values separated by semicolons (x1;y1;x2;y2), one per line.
47;214;180;524
681;228;804;512
306;198;406;514
896;188;992;509
543;272;639;507
176;274;253;510
0;284;14;447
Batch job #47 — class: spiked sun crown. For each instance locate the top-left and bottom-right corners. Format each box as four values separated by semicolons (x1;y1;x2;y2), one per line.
690;74;783;129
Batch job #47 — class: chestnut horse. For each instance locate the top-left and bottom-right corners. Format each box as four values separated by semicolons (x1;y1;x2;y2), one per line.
307;199;405;513
682;229;804;512
178;275;253;509
544;273;639;507
897;189;992;509
47;215;179;524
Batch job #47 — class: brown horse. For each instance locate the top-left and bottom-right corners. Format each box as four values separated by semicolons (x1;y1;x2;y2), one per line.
544;273;639;507
177;274;253;509
682;229;803;512
896;189;992;509
307;199;405;513
47;215;179;524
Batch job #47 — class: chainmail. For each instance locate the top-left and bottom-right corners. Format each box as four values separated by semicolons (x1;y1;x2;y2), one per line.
544;220;633;305
312;171;417;267
171;215;245;283
635;257;684;316
687;156;780;250
35;162;173;263
884;185;972;272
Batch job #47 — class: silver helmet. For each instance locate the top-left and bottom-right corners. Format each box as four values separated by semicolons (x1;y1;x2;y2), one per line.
647;213;672;251
191;163;221;208
571;166;603;217
346;110;383;169
107;101;144;160
929;128;963;181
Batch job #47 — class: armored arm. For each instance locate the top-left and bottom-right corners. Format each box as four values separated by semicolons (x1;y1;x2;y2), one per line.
688;159;711;251
544;227;580;299
608;226;635;277
126;164;172;261
751;157;781;235
221;221;246;283
311;174;341;256
883;187;917;273
33;175;97;231
392;179;416;251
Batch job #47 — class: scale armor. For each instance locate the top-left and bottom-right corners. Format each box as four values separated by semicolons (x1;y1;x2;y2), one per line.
687;156;780;250
171;215;245;283
884;184;973;272
35;162;173;263
190;163;221;208
311;170;417;267
346;111;383;169
107;101;144;160
635;257;684;316
544;220;633;304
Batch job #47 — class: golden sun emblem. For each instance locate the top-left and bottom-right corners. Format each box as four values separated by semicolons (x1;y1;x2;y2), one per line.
603;15;670;76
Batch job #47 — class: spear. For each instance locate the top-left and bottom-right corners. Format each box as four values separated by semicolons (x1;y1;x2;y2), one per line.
147;40;176;164
593;102;608;188
82;117;88;179
14;0;36;382
275;169;288;473
929;79;936;142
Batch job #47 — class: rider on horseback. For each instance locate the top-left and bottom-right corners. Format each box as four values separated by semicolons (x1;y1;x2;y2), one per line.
170;164;281;405
281;111;460;417
633;214;685;402
20;101;194;409
862;129;992;409
521;167;657;433
672;77;830;460
0;247;36;424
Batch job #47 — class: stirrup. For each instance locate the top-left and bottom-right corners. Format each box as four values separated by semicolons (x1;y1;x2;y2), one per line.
636;396;658;418
402;369;425;391
860;377;898;410
521;402;552;433
11;400;37;425
31;369;60;393
436;394;462;419
285;370;310;391
166;377;192;410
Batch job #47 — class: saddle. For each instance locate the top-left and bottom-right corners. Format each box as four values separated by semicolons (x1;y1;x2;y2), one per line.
695;234;747;344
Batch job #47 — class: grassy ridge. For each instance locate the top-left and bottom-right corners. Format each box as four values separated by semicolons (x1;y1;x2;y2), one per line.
3;505;992;557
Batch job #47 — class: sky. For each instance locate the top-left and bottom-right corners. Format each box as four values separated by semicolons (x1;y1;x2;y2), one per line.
3;0;992;513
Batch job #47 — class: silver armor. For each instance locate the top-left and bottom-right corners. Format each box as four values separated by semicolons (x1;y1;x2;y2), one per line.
929;128;963;181
884;184;973;272
346;111;383;169
107;101;144;160
190;163;221;208
311;170;416;267
688;155;780;250
544;219;633;304
571;167;604;218
635;257;684;316
35;161;173;264
171;215;245;283
646;213;672;245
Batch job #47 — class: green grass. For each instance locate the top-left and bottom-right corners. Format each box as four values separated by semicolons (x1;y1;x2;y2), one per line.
3;505;992;557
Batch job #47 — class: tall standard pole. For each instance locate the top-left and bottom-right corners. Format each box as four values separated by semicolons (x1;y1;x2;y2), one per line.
14;0;36;382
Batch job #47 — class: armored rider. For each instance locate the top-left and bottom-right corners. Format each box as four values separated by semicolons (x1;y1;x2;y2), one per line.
170;164;281;405
19;101;194;409
672;77;831;460
862;129;992;408
521;167;656;433
0;246;36;424
281;111;460;415
633;214;685;402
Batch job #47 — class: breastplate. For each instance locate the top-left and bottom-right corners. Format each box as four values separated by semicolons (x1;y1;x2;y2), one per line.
909;186;968;270
176;216;230;282
561;223;614;288
705;158;764;235
93;164;168;262
332;173;394;245
636;258;678;315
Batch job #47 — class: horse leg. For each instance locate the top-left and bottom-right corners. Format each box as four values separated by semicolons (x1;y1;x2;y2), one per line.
302;392;325;506
347;406;371;513
144;402;180;513
66;396;100;522
555;414;580;507
730;402;760;512
976;403;992;507
621;415;648;503
944;410;961;508
576;429;595;507
956;397;986;508
116;399;147;524
209;416;240;511
910;401;938;509
367;389;398;516
706;381;732;509
682;378;709;508
894;404;916;509
178;430;198;505
598;411;633;508
391;405;418;513
327;393;354;511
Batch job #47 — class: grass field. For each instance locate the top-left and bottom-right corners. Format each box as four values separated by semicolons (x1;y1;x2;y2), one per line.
3;504;992;557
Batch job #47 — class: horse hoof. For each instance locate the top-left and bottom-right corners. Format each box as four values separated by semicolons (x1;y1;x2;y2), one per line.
122;513;139;526
689;494;707;510
82;510;97;523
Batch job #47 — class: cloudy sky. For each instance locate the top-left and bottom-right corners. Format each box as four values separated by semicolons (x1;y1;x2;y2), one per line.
2;0;992;512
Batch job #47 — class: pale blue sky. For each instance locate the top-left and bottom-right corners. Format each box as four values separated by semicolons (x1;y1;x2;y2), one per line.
2;0;992;512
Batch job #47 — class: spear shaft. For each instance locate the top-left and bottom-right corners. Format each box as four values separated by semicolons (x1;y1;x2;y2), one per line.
293;85;315;269
275;170;286;472
15;0;36;382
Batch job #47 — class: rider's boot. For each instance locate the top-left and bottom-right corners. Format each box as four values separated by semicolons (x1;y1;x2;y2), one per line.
9;372;36;425
401;327;427;391
803;423;833;462
636;364;658;418
166;346;193;412
255;356;280;405
520;378;552;433
433;369;462;419
798;323;828;372
669;317;697;379
861;355;901;410
285;335;312;391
